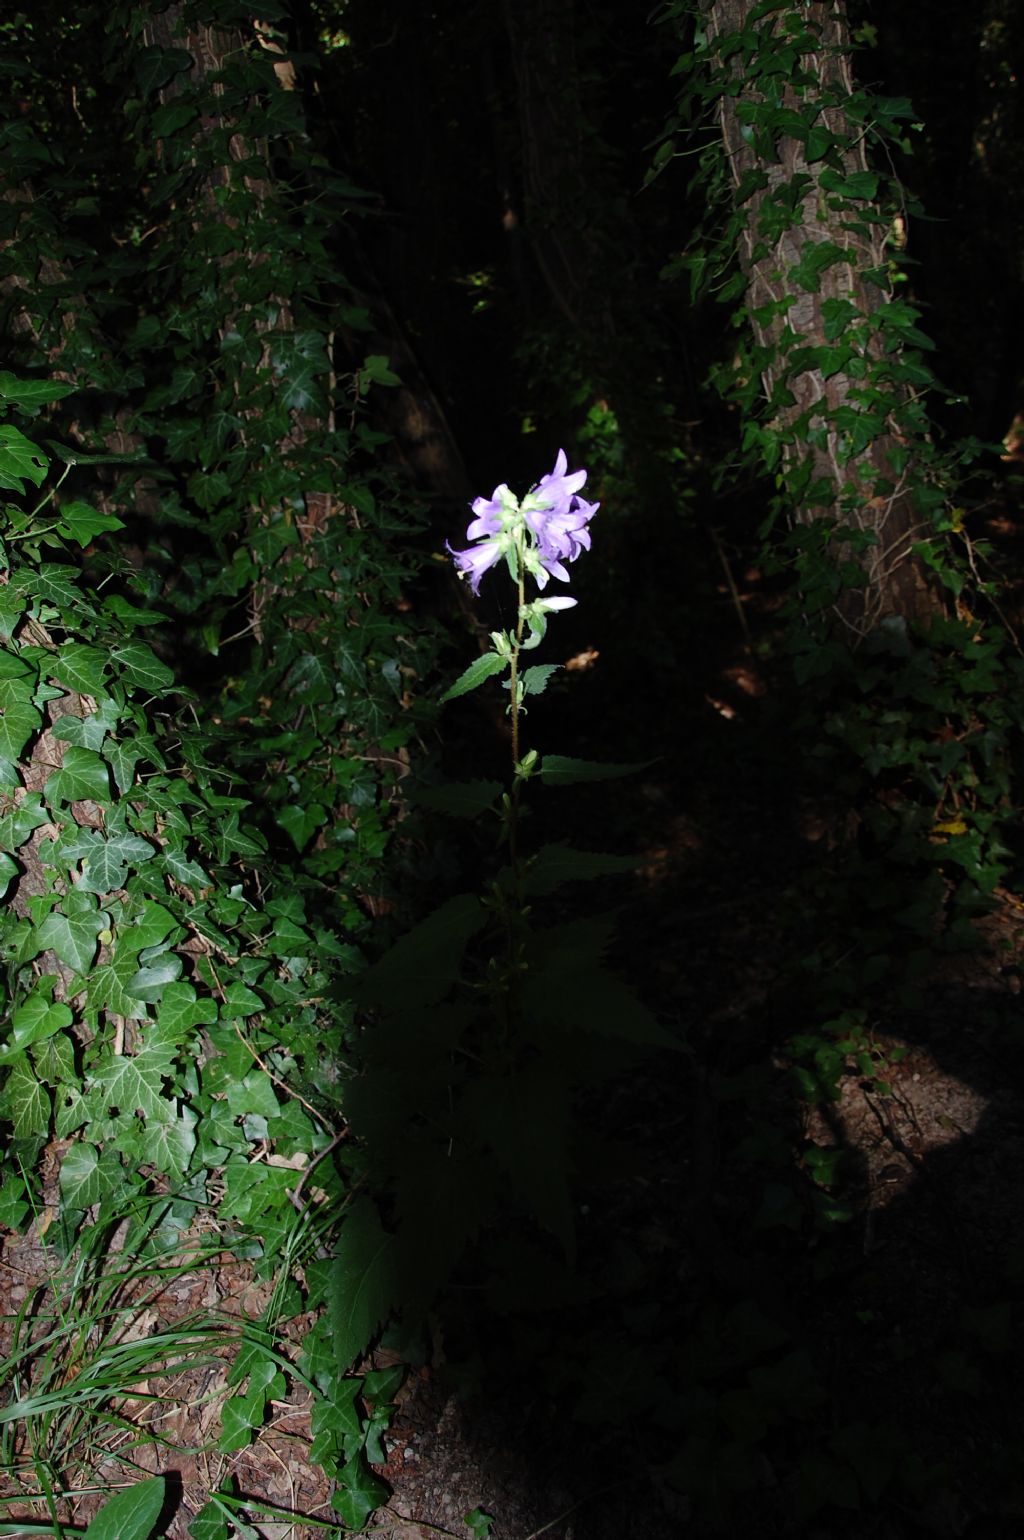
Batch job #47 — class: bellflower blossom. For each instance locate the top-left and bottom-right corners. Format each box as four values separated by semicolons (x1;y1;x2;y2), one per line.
448;449;598;595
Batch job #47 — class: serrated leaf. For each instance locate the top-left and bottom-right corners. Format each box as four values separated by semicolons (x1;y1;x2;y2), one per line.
539;754;652;786
518;663;560;697
523;844;638;896
36;906;105;973
522;961;678;1051
329;1196;397;1373
109;643;175;693
53;641;109;695
0;698;40;760
83;1476;166;1540
412;779;502;818
44;744;110;804
355;893;485;1010
439;652;508;704
463;1072;574;1256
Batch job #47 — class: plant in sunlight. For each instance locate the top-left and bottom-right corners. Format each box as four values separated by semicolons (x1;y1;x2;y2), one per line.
328;449;678;1435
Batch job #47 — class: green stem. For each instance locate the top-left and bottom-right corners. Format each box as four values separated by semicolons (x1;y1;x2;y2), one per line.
507;541;528;874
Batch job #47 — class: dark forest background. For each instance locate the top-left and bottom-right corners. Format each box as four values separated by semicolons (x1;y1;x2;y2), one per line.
1;2;1024;1537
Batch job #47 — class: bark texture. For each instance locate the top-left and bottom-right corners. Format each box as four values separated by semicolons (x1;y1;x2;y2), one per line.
703;0;941;636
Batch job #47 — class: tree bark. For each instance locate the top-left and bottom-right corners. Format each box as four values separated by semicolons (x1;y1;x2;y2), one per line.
701;0;942;637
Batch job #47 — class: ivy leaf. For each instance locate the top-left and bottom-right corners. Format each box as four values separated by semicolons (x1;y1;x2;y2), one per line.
132;44;193;96
0;698;41;760
90;1035;176;1120
105;739;142;793
332;1453;390;1529
83;1477;166;1540
109;643;175;693
0;792;50;852
86;952;151;1018
59;1142;121;1209
52;640;108;696
359;353;401;388
44;745;110;804
539;754;652;786
162;847;211;889
804;126;833;162
218;1383;267;1453
0;984;73;1065
789;239;846;293
0;424;47;491
440;652;508;704
77;833;156;895
128;953;184;1002
0;372;76;409
52;696;121;749
145;1103;197;1177
36;906;106;973
221;982;264;1018
328;1196;398;1374
276;801;327;851
156;981;217;1039
0;649;33;682
25;564;83;611
56;500;125;547
0;852;17;900
119;901;177;956
3;1055;50;1137
283;650;332;703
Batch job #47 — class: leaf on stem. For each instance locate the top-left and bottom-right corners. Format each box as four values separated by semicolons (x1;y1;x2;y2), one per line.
539;754;654;786
439;652;508;704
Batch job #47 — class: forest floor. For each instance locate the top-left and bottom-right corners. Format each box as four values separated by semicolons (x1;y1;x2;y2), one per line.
2;504;1024;1539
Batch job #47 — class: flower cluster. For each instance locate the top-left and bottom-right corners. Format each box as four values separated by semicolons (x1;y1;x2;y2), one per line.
448;449;598;596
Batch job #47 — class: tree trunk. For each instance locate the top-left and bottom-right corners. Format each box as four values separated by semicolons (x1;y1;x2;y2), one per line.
701;0;942;638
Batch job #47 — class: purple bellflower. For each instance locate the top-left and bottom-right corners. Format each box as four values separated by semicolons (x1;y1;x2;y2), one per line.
449;449;598;595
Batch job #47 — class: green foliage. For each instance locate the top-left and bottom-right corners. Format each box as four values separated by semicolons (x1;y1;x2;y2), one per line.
82;1478;165;1540
659;1;1022;980
0;1;445;1523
